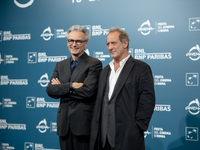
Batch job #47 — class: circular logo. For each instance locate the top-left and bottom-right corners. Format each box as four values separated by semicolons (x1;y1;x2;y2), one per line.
38;73;50;87
138;20;154;35
186;45;200;61
40;27;54;41
185;99;200;115
14;0;34;8
36;119;50;133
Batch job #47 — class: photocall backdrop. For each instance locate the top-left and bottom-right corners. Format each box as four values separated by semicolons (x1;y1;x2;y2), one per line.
0;0;200;150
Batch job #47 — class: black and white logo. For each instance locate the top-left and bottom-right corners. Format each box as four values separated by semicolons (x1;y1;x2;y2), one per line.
189;17;200;31
186;73;199;86
14;0;34;8
36;119;50;133
138;20;154;35
185;127;198;141
41;27;54;41
185;99;200;115
186;45;200;61
38;73;50;87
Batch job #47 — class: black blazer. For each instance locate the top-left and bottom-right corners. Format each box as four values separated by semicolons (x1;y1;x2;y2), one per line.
90;56;155;150
46;52;102;136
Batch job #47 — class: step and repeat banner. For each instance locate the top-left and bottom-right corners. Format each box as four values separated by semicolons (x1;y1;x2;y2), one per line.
0;0;200;150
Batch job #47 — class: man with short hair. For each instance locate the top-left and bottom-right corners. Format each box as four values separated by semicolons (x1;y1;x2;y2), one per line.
46;25;102;150
90;27;155;150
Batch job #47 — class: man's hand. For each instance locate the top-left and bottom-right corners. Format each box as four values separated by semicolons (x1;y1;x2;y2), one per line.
51;78;61;85
72;82;83;89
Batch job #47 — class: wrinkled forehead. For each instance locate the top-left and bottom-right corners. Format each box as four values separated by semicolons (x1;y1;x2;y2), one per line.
106;31;120;42
68;31;85;40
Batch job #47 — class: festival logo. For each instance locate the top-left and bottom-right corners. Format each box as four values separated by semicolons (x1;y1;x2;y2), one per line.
93;51;110;61
154;75;172;85
185;127;198;141
36;119;50;133
152;127;171;138
185;98;200;115
186;73;199;86
138;20;155;35
186;45;200;61
36;119;57;133
38;73;50;87
189;17;200;31
14;0;34;8
26;97;36;108
0;53;18;65
1;143;15;150
28;52;37;63
41;27;54;41
138;20;175;35
24;142;34;150
1;98;17;108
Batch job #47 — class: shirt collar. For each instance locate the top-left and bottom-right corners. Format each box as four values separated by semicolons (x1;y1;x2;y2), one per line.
71;52;85;63
109;54;130;71
109;54;130;67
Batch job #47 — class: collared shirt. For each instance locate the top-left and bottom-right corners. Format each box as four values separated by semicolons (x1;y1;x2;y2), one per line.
70;52;84;89
108;55;130;100
71;55;80;73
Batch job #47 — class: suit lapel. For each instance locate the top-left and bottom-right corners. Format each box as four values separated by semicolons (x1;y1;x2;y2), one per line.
71;53;88;81
99;66;111;104
64;58;71;82
109;56;135;101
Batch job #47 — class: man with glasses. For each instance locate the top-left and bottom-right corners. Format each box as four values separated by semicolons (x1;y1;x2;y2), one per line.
46;25;102;150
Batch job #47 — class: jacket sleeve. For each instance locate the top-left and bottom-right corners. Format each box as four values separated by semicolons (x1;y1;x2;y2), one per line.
46;62;71;99
135;64;155;131
69;60;102;100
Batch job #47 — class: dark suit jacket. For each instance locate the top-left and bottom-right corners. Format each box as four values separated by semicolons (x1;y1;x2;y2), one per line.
90;56;155;150
46;52;102;137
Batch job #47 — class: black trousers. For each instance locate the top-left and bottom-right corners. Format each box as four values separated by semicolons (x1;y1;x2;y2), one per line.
59;128;90;150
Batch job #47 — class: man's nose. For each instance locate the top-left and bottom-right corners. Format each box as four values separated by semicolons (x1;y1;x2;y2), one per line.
108;44;113;50
72;41;78;46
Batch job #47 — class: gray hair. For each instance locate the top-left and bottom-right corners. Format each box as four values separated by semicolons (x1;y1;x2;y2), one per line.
66;25;90;41
107;27;130;49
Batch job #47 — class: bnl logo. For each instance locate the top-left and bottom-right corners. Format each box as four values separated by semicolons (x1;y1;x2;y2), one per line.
186;73;199;86
24;142;34;150
83;25;91;35
185;127;198;141
189;17;200;31
26;97;36;108
28;52;37;63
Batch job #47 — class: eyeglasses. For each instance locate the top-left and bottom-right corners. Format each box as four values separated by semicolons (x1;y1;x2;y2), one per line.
67;39;86;45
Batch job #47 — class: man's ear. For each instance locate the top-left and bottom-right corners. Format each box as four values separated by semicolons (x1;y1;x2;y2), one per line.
84;41;88;48
123;40;128;49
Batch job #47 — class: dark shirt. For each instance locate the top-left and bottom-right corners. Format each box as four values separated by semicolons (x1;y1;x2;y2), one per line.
70;52;84;89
